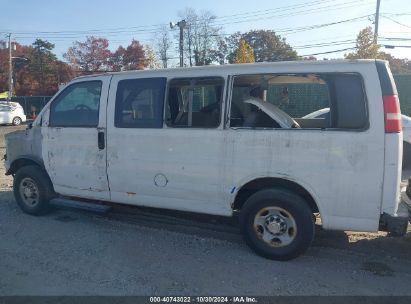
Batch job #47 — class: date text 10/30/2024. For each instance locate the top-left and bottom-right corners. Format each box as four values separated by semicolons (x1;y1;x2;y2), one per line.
149;297;258;303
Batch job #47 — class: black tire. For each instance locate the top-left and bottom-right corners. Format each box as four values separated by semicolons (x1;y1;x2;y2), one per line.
403;142;411;169
239;188;315;261
12;116;22;126
13;165;55;215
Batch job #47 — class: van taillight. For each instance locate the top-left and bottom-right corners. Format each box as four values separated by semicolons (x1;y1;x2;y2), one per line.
384;95;402;133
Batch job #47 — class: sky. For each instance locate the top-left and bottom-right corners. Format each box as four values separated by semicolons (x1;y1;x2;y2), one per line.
1;0;410;64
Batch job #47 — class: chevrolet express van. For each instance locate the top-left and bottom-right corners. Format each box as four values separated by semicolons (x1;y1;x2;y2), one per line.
4;60;410;260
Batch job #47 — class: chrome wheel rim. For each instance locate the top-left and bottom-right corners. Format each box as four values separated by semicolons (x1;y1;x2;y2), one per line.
13;118;21;125
253;207;297;247
19;177;39;207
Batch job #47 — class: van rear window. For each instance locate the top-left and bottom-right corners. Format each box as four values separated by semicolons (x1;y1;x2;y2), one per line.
230;73;367;130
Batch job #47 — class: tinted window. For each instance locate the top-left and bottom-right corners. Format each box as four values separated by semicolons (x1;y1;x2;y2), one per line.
115;78;166;128
330;74;367;129
166;77;223;128
49;81;102;127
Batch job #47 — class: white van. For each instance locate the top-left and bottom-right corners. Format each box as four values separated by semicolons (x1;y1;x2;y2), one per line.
4;60;410;260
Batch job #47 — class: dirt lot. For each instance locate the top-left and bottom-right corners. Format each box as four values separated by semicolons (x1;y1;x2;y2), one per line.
0;125;411;296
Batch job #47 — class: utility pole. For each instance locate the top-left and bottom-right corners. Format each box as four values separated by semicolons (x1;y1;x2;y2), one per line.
374;0;381;43
170;20;186;67
7;33;13;101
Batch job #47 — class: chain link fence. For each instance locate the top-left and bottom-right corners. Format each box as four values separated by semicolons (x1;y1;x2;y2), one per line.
395;75;411;116
9;96;52;119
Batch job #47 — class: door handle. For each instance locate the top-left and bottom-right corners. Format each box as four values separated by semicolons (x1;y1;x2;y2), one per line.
98;131;105;150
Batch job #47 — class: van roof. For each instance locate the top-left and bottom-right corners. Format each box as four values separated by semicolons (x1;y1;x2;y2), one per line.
73;59;384;80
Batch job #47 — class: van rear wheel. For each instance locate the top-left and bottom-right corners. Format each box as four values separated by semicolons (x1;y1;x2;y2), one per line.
13;165;54;215
239;188;315;261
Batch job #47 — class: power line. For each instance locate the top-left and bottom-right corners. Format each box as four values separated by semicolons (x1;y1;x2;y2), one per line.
210;0;373;28
383;16;411;29
380;37;411;41
300;47;356;56
4;0;354;35
9;0;373;39
13;14;371;41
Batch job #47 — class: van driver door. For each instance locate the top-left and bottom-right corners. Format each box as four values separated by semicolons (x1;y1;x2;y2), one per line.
42;76;111;201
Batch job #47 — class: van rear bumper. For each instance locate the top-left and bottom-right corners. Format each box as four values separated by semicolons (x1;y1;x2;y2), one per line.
379;199;410;236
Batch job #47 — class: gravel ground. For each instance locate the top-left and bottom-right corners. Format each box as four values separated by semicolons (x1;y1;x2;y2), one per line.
0;125;411;296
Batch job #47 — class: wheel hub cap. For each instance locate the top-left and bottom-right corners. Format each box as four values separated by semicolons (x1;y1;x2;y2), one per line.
19;177;39;206
265;216;287;235
23;187;34;198
253;207;297;247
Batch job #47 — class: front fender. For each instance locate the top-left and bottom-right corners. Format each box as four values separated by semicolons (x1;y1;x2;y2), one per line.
6;155;45;175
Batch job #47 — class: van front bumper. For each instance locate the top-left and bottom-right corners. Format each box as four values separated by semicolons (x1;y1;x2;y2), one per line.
379;195;410;236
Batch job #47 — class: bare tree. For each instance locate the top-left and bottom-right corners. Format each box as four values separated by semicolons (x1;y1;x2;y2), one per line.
177;8;221;66
155;25;172;68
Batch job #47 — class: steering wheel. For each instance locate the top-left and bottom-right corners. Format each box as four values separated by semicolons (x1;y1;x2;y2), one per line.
74;104;92;111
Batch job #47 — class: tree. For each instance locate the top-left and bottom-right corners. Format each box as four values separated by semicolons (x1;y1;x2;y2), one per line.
0;41;33;95
0;40;73;96
345;27;385;59
384;53;411;74
122;40;146;70
177;8;221;66
30;39;57;93
239;30;297;62
155;26;172;68
209;39;228;65
110;46;126;72
144;45;161;70
234;39;255;63
223;32;242;64
224;30;297;63
110;40;147;71
64;36;111;73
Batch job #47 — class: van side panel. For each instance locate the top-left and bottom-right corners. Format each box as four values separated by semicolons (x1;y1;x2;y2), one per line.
227;62;386;232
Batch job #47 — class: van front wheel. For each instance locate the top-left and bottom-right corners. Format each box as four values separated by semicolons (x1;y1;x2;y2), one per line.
13;166;54;215
239;188;315;261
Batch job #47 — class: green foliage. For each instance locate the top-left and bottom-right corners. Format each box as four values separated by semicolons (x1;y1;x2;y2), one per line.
30;39;58;92
227;30;297;63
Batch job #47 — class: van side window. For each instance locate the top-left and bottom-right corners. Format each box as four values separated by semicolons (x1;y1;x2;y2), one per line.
49;81;102;127
166;77;223;128
115;78;166;128
230;73;367;130
330;74;367;129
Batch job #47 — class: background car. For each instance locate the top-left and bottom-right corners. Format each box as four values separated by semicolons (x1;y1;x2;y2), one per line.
0;101;27;126
303;108;411;168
